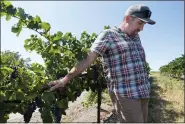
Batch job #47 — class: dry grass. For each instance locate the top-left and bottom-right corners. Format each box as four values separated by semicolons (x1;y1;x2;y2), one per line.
148;72;184;123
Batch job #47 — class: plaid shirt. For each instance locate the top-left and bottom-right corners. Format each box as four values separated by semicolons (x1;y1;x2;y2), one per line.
90;27;150;99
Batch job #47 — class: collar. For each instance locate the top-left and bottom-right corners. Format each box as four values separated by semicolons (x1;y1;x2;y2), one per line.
113;26;140;41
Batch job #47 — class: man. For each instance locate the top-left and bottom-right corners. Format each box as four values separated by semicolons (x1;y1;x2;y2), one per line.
49;4;156;123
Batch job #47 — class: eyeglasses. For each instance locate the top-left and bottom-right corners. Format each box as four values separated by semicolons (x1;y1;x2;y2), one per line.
131;10;152;18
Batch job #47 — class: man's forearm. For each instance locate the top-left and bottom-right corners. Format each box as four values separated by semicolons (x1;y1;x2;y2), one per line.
66;59;89;80
49;51;98;91
61;51;98;85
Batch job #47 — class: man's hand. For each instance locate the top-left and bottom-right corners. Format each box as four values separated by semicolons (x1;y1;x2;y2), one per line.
49;78;67;91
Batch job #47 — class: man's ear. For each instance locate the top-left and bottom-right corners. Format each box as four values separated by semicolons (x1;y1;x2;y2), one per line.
125;15;131;23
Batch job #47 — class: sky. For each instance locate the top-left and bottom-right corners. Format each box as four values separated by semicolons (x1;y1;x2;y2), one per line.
1;1;184;71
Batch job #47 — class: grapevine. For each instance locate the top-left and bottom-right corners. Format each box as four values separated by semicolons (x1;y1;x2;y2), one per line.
159;54;184;79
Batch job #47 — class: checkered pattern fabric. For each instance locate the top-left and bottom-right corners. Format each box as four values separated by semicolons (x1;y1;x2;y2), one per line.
90;27;150;99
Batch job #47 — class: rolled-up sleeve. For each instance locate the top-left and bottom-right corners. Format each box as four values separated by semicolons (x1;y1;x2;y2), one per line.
90;30;111;56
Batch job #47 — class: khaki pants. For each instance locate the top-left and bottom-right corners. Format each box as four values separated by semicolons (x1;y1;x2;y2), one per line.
109;92;149;123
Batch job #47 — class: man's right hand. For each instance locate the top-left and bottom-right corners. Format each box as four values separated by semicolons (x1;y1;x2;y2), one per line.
49;78;67;91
